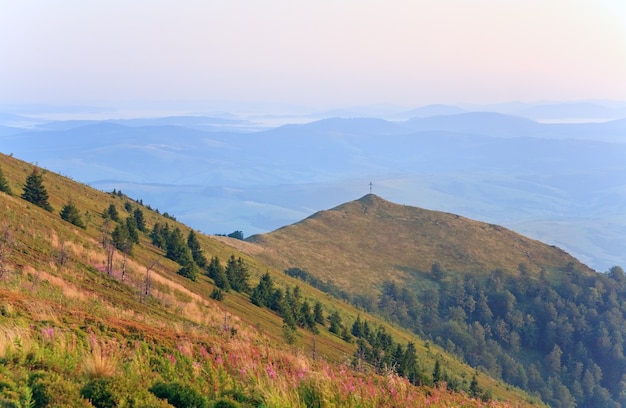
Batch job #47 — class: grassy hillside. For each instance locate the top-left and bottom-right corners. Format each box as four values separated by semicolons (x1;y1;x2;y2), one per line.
0;153;541;407
247;193;593;295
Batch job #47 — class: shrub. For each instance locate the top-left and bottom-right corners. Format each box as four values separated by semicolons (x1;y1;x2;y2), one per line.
212;399;241;408
80;378;116;408
30;372;86;408
148;381;209;408
210;288;225;301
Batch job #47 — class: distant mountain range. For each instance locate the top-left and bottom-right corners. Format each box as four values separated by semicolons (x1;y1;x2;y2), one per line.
1;103;625;271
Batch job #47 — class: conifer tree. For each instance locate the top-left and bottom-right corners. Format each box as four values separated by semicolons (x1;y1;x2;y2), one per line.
133;207;147;232
403;342;421;385
225;255;251;293
432;359;443;385
0;165;12;195
187;230;207;268
178;261;199;281
125;217;140;244
150;222;169;249
21;167;52;211
269;288;285;314
166;227;192;265
60;201;86;229
313;301;325;325
299;301;317;332
328;311;343;335
352;315;364;337
207;256;230;291
104;204;120;222
112;223;133;253
251;271;274;307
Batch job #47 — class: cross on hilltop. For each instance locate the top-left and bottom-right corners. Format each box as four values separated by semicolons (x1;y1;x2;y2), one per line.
369;182;373;194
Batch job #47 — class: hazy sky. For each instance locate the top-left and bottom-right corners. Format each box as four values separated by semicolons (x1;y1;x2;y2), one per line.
2;0;626;109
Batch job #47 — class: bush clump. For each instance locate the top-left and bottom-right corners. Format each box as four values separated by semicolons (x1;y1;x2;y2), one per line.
149;381;209;408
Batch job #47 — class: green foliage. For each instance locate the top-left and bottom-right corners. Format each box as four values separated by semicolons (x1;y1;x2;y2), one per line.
30;371;86;407
150;222;169;249
469;374;481;398
177;261;199;281
313;301;325;325
111;223;133;253
187;230;207;268
227;230;244;240
80;378;116;408
225;255;250;294
166;227;194;266
250;272;274;308
104;204;120;222
207;256;230;291
328;311;343;335
133;207;147;232
148;381;209;408
210;288;225;301
0;165;12;195
282;322;297;344
60;201;86;229
213;400;241;408
370;264;626;407
21;168;52;211
298;379;323;408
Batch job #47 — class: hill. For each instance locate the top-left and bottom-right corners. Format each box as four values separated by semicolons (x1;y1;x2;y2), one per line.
0;153;539;406
247;194;593;294
247;195;626;407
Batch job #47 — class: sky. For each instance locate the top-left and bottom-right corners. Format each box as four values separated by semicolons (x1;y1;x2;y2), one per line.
1;0;626;110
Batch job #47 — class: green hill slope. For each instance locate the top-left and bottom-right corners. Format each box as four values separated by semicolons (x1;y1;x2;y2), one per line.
0;153;540;407
246;194;626;407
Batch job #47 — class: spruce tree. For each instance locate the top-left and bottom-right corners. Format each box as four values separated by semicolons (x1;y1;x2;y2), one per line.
112;223;132;253
21;168;52;211
150;222;168;249
166;227;191;265
104;204;120;222
225;255;250;293
207;256;230;291
60;201;86;229
313;301;325;325
178;261;199;281
251;272;275;307
133;207;147;232
187;230;207;268
0;165;12;195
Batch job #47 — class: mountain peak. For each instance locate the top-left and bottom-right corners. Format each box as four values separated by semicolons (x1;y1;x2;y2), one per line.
250;196;593;294
355;193;385;206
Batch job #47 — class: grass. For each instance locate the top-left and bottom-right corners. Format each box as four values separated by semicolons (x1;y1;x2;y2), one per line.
247;193;593;295
0;153;543;406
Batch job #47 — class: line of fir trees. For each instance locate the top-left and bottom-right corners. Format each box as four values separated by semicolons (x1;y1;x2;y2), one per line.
350;315;428;385
105;202;147;255
205;254;253;301
150;223;208;281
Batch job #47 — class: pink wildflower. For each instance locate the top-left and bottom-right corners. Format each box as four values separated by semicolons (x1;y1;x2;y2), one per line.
266;364;276;379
